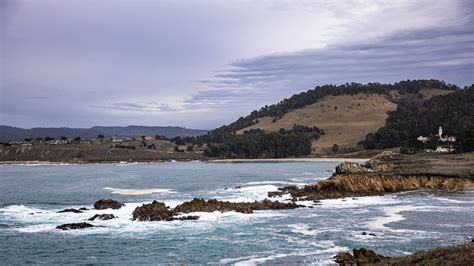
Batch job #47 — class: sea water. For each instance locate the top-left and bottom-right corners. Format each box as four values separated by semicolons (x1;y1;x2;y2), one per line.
0;161;472;264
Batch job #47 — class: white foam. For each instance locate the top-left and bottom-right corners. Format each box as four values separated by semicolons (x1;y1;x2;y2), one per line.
104;187;174;195
288;223;317;236
369;205;425;230
319;196;400;209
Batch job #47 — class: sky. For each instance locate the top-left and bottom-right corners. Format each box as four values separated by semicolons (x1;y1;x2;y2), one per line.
1;0;473;130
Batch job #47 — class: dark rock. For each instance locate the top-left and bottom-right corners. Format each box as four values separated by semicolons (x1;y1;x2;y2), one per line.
168;215;199;221
369;233;376;236
94;199;125;210
132;201;176;221
334;252;355;264
56;222;94;230
362;231;367;235
334;248;389;265
57;208;83;213
174;198;302;214
88;214;117;221
78;207;88;211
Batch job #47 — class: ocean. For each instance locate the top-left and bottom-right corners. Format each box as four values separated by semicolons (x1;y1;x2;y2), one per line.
0;161;472;264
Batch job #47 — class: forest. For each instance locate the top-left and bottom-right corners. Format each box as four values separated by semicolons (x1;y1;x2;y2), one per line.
361;85;474;153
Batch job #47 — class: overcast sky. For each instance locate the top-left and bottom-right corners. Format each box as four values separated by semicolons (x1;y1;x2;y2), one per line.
1;0;473;129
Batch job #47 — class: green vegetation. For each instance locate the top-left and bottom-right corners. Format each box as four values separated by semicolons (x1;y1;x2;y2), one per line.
201;126;319;158
362;85;474;152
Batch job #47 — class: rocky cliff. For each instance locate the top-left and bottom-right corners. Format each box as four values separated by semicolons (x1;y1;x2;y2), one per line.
269;152;474;200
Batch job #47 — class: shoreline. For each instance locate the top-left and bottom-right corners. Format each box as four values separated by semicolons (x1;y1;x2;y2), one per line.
0;157;369;165
211;157;369;163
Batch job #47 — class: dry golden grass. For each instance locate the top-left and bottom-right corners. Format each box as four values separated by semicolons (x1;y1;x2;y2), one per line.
238;93;396;154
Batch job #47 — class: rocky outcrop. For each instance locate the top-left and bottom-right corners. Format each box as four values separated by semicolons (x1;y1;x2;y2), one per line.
57;208;83;213
335;243;474;265
131;199;302;221
132;201;176;221
94;199;125;210
56;222;94;230
335;248;389;265
88;214;116;221
131;201;199;221
173;198;302;214
269;152;474;201
174;199;253;214
275;174;473;201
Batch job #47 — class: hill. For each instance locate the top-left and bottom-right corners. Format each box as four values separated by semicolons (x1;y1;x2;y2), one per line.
197;80;460;156
0;125;208;142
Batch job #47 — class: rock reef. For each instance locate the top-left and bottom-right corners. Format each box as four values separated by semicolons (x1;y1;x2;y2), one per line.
88;214;117;221
269;152;474;201
132;198;303;221
335;243;474;265
94;199;125;210
56;222;94;230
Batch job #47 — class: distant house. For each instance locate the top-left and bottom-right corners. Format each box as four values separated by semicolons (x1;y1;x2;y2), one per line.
420;126;456;153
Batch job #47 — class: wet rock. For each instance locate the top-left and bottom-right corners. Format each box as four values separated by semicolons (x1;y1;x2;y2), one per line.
171;215;199;221
57;208;83;213
94;199;125;210
174;198;302;214
174;198;253;214
56;222;94;230
78;207;88;211
334;248;388;265
88;214;117;221
132;201;176;221
361;232;376;237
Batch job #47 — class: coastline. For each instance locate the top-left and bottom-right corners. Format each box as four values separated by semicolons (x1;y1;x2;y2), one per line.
0;157;369;165
211;157;369;163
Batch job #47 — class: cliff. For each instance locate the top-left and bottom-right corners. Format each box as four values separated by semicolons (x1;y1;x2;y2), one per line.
269;152;474;200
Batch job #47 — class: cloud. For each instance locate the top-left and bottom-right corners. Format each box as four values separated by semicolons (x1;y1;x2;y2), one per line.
210;22;474;93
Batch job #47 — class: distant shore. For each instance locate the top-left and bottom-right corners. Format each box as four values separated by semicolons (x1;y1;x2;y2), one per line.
0;157;369;165
211;157;369;163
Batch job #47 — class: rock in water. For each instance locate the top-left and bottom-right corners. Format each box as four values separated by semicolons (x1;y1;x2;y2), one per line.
57;208;83;213
94;199;125;210
132;201;176;221
334;248;389;265
56;222;94;230
174;198;302;214
88;214;117;221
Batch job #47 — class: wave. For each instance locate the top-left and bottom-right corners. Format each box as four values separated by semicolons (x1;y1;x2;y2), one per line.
104;187;174;195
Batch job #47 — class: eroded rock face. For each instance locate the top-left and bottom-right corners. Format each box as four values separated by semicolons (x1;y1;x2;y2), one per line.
88;214;117;221
57;208;83;213
270;174;473;201
335;161;370;175
56;222;94;230
94;199;125;210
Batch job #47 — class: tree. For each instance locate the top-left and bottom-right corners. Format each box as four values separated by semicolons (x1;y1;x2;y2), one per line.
60;136;67;141
98;134;104;139
331;144;339;153
45;136;54;141
74;137;81;141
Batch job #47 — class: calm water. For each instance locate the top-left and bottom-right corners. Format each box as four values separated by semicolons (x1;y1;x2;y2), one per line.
0;161;473;264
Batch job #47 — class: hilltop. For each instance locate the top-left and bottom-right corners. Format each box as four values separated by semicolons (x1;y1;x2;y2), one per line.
196;79;470;157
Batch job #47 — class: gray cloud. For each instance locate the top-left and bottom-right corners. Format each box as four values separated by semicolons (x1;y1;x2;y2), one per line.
211;23;473;94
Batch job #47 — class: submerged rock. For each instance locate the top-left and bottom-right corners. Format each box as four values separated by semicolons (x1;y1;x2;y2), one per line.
57;208;83;213
94;199;125;210
88;214;117;221
56;222;94;230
